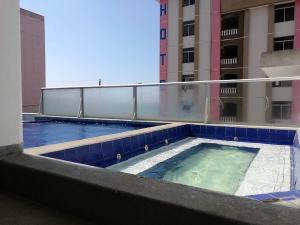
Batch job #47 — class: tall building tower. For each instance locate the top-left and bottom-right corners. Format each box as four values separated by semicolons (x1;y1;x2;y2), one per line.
158;0;300;124
20;8;46;113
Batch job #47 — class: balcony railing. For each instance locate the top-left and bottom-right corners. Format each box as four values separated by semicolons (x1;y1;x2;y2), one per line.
220;116;237;123
220;87;237;95
40;77;300;127
221;58;238;65
221;28;238;37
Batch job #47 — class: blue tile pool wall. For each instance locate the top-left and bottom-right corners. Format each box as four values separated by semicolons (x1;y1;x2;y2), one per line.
293;130;300;190
248;190;300;202
43;125;191;168
190;125;296;145
35;116;163;128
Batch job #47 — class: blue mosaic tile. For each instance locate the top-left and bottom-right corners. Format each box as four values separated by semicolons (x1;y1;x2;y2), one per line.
236;137;249;142
145;132;154;145
236;128;246;138
65;149;79;162
225;127;235;138
289;130;297;144
206;126;216;137
216;126;226;139
131;136;140;151
175;127;181;138
270;129;277;143
247;128;258;139
47;150;65;160
277;130;290;145
113;139;125;155
247;194;274;201
270;191;295;198
86;160;102;167
257;129;270;143
183;125;191;136
160;129;167;141
282;197;297;201
200;125;206;136
123;137;133;154
89;144;103;161
101;142;115;160
292;190;300;198
74;146;91;163
137;134;146;148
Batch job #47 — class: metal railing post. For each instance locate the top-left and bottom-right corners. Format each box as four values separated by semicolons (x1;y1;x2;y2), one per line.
39;89;44;115
79;88;84;118
133;86;137;120
204;83;210;124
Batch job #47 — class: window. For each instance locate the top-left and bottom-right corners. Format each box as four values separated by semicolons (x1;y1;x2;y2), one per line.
272;81;292;87
272;101;291;120
183;21;195;36
274;36;294;51
275;3;295;23
183;48;194;63
183;0;195;7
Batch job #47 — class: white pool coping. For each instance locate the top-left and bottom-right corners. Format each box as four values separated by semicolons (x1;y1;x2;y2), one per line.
109;138;291;196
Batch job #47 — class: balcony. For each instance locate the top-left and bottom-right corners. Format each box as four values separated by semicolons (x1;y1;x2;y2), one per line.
221;13;239;39
220;116;237;123
220;87;237;95
221;58;238;65
221;28;238;38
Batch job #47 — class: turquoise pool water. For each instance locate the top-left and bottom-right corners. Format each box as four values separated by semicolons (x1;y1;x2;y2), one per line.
140;143;258;194
111;142;258;194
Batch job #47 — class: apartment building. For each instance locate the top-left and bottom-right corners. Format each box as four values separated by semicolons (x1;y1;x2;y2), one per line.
158;0;300;124
20;8;45;113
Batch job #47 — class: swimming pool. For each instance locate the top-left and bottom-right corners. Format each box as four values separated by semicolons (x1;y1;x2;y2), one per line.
109;140;258;194
141;143;258;194
23;120;154;148
28;121;297;197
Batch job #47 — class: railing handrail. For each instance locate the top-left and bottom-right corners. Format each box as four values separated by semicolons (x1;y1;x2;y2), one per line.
41;76;300;90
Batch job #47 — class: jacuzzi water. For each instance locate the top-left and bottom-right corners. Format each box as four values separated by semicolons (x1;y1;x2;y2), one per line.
110;141;258;194
23;121;151;148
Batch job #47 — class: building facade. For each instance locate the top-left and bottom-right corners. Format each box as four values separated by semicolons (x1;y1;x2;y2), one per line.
159;0;300;124
20;8;45;113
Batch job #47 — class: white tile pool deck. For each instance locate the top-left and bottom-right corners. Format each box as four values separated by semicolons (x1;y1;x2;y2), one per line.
109;138;291;196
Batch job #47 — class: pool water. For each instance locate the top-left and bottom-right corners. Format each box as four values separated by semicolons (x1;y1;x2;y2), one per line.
112;142;258;194
143;144;258;194
23;121;149;148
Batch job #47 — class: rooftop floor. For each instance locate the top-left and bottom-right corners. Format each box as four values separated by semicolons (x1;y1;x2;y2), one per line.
0;190;95;225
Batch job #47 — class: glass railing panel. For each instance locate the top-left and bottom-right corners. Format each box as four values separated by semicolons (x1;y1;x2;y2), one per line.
83;87;134;119
137;83;206;122
43;88;81;117
208;80;300;127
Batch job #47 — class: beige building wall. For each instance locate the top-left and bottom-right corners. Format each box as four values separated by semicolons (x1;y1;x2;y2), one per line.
198;0;212;81
167;0;179;82
247;6;269;123
0;0;23;149
20;9;46;113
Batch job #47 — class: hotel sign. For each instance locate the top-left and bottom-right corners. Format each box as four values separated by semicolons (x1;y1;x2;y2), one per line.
160;0;168;82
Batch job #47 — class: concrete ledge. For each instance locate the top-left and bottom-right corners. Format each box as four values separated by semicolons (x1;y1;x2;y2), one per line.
0;154;299;225
260;49;300;78
0;144;23;159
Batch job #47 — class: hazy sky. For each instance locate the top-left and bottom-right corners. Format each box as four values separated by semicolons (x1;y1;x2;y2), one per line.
20;0;160;87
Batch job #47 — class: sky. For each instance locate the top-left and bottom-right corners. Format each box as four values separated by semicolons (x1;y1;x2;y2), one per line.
20;0;160;87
